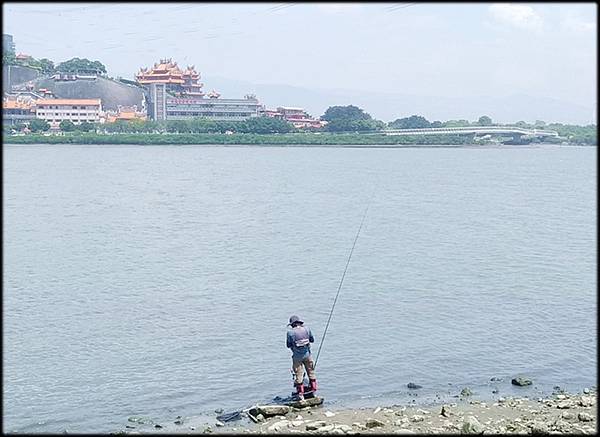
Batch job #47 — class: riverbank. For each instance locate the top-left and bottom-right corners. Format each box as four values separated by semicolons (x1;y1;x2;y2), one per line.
2;132;554;146
115;388;596;434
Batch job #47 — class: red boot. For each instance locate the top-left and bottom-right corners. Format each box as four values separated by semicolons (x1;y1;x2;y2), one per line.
295;382;305;400
310;378;318;393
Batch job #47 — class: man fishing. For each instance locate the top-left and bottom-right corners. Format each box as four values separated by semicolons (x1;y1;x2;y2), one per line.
286;315;318;400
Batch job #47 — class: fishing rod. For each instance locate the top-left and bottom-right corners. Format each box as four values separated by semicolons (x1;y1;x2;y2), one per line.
313;183;378;369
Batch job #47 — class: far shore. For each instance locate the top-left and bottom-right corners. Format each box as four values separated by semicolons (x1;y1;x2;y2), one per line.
115;388;597;435
3;131;579;147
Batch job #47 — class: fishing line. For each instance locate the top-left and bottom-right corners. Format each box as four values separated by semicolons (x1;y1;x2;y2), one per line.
314;181;379;369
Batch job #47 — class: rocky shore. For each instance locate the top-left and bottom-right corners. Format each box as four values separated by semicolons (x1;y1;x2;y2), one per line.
117;387;596;435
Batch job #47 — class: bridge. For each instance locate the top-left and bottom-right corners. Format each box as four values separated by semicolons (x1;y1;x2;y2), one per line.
382;126;559;137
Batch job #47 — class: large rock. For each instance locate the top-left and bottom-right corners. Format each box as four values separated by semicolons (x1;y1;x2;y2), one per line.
530;421;549;435
267;420;290;432
255;405;291;417
461;416;484;434
511;377;533;386
579;396;595;407
578;412;594;422
365;418;385;428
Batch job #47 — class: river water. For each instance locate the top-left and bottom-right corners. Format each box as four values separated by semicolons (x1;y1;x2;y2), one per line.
3;144;597;433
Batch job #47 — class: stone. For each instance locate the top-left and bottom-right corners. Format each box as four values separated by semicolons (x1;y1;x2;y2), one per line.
306;421;327;431
315;424;335;432
256;414;265;422
492;388;499;394
373;407;382;414
578;412;594;422
174;419;184;425
394;430;416;434
365;418;385;428
215;421;224;427
256;405;291;417
267;420;290;432
579;396;594;407
561;412;575;421
511;377;533;386
583;388;590;394
324;411;336;417
394;418;409;426
460;387;473;396
334;424;353;432
441;405;452;417
530;421;549;435
461;416;484;434
215;408;224;414
291;421;303;427
416;408;430;415
154;424;163;429
407;382;422;389
395;407;407;416
556;401;572;409
410;415;424;422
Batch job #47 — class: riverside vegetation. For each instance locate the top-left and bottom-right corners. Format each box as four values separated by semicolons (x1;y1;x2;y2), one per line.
4;105;597;146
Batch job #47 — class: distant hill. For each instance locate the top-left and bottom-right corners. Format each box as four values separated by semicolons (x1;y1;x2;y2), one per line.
204;75;595;125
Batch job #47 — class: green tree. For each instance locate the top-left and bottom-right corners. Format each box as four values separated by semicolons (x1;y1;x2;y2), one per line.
477;115;493;126
443;119;471;127
431;120;443;128
77;121;96;132
56;57;107;74
244;116;293;134
3;51;16;65
389;115;431;129
534;120;546;128
39;58;55;75
59;120;76;132
29;119;50;132
321;105;372;122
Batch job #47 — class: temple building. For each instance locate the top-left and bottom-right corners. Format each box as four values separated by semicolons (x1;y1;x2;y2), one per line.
136;59;204;97
137;58;261;121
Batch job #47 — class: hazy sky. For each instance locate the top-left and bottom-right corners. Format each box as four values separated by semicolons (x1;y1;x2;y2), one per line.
3;2;597;110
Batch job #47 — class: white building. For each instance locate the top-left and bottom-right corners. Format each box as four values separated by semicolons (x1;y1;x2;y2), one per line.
35;98;103;126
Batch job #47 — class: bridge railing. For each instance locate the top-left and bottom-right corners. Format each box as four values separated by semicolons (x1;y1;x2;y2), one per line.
382;126;558;136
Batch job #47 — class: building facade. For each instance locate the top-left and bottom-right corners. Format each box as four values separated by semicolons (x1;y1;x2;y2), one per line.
145;79;260;122
261;106;326;129
35;98;103;126
2;97;35;127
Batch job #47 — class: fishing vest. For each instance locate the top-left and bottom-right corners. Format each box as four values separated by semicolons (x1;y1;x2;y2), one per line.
291;326;310;348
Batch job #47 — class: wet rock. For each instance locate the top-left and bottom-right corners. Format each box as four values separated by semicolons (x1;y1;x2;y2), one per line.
315;424;335;432
583;388;590;394
373;407;382;414
306;421;327;430
324;411;336;417
174;418;184;425
511;377;533;386
441;405;452;417
365;418;385;428
461;416;484;434
407;382;422;389
579;396;594;407
578;412;594;422
490;377;503;382
203;426;212;433
335;424;352;432
460;387;473;397
492;388;499;394
154;424;163;429
290;420;303;427
125;425;136;429
410;414;424;422
215;421;225;427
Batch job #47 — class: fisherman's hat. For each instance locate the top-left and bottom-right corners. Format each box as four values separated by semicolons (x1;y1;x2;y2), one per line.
288;315;303;325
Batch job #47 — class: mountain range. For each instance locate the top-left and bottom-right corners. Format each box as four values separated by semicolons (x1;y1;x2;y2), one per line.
204;75;595;125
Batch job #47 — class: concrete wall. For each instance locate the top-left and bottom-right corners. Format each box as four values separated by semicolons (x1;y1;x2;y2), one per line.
20;76;145;111
2;65;41;93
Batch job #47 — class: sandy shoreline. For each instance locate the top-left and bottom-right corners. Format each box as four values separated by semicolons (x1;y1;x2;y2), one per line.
118;388;596;434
